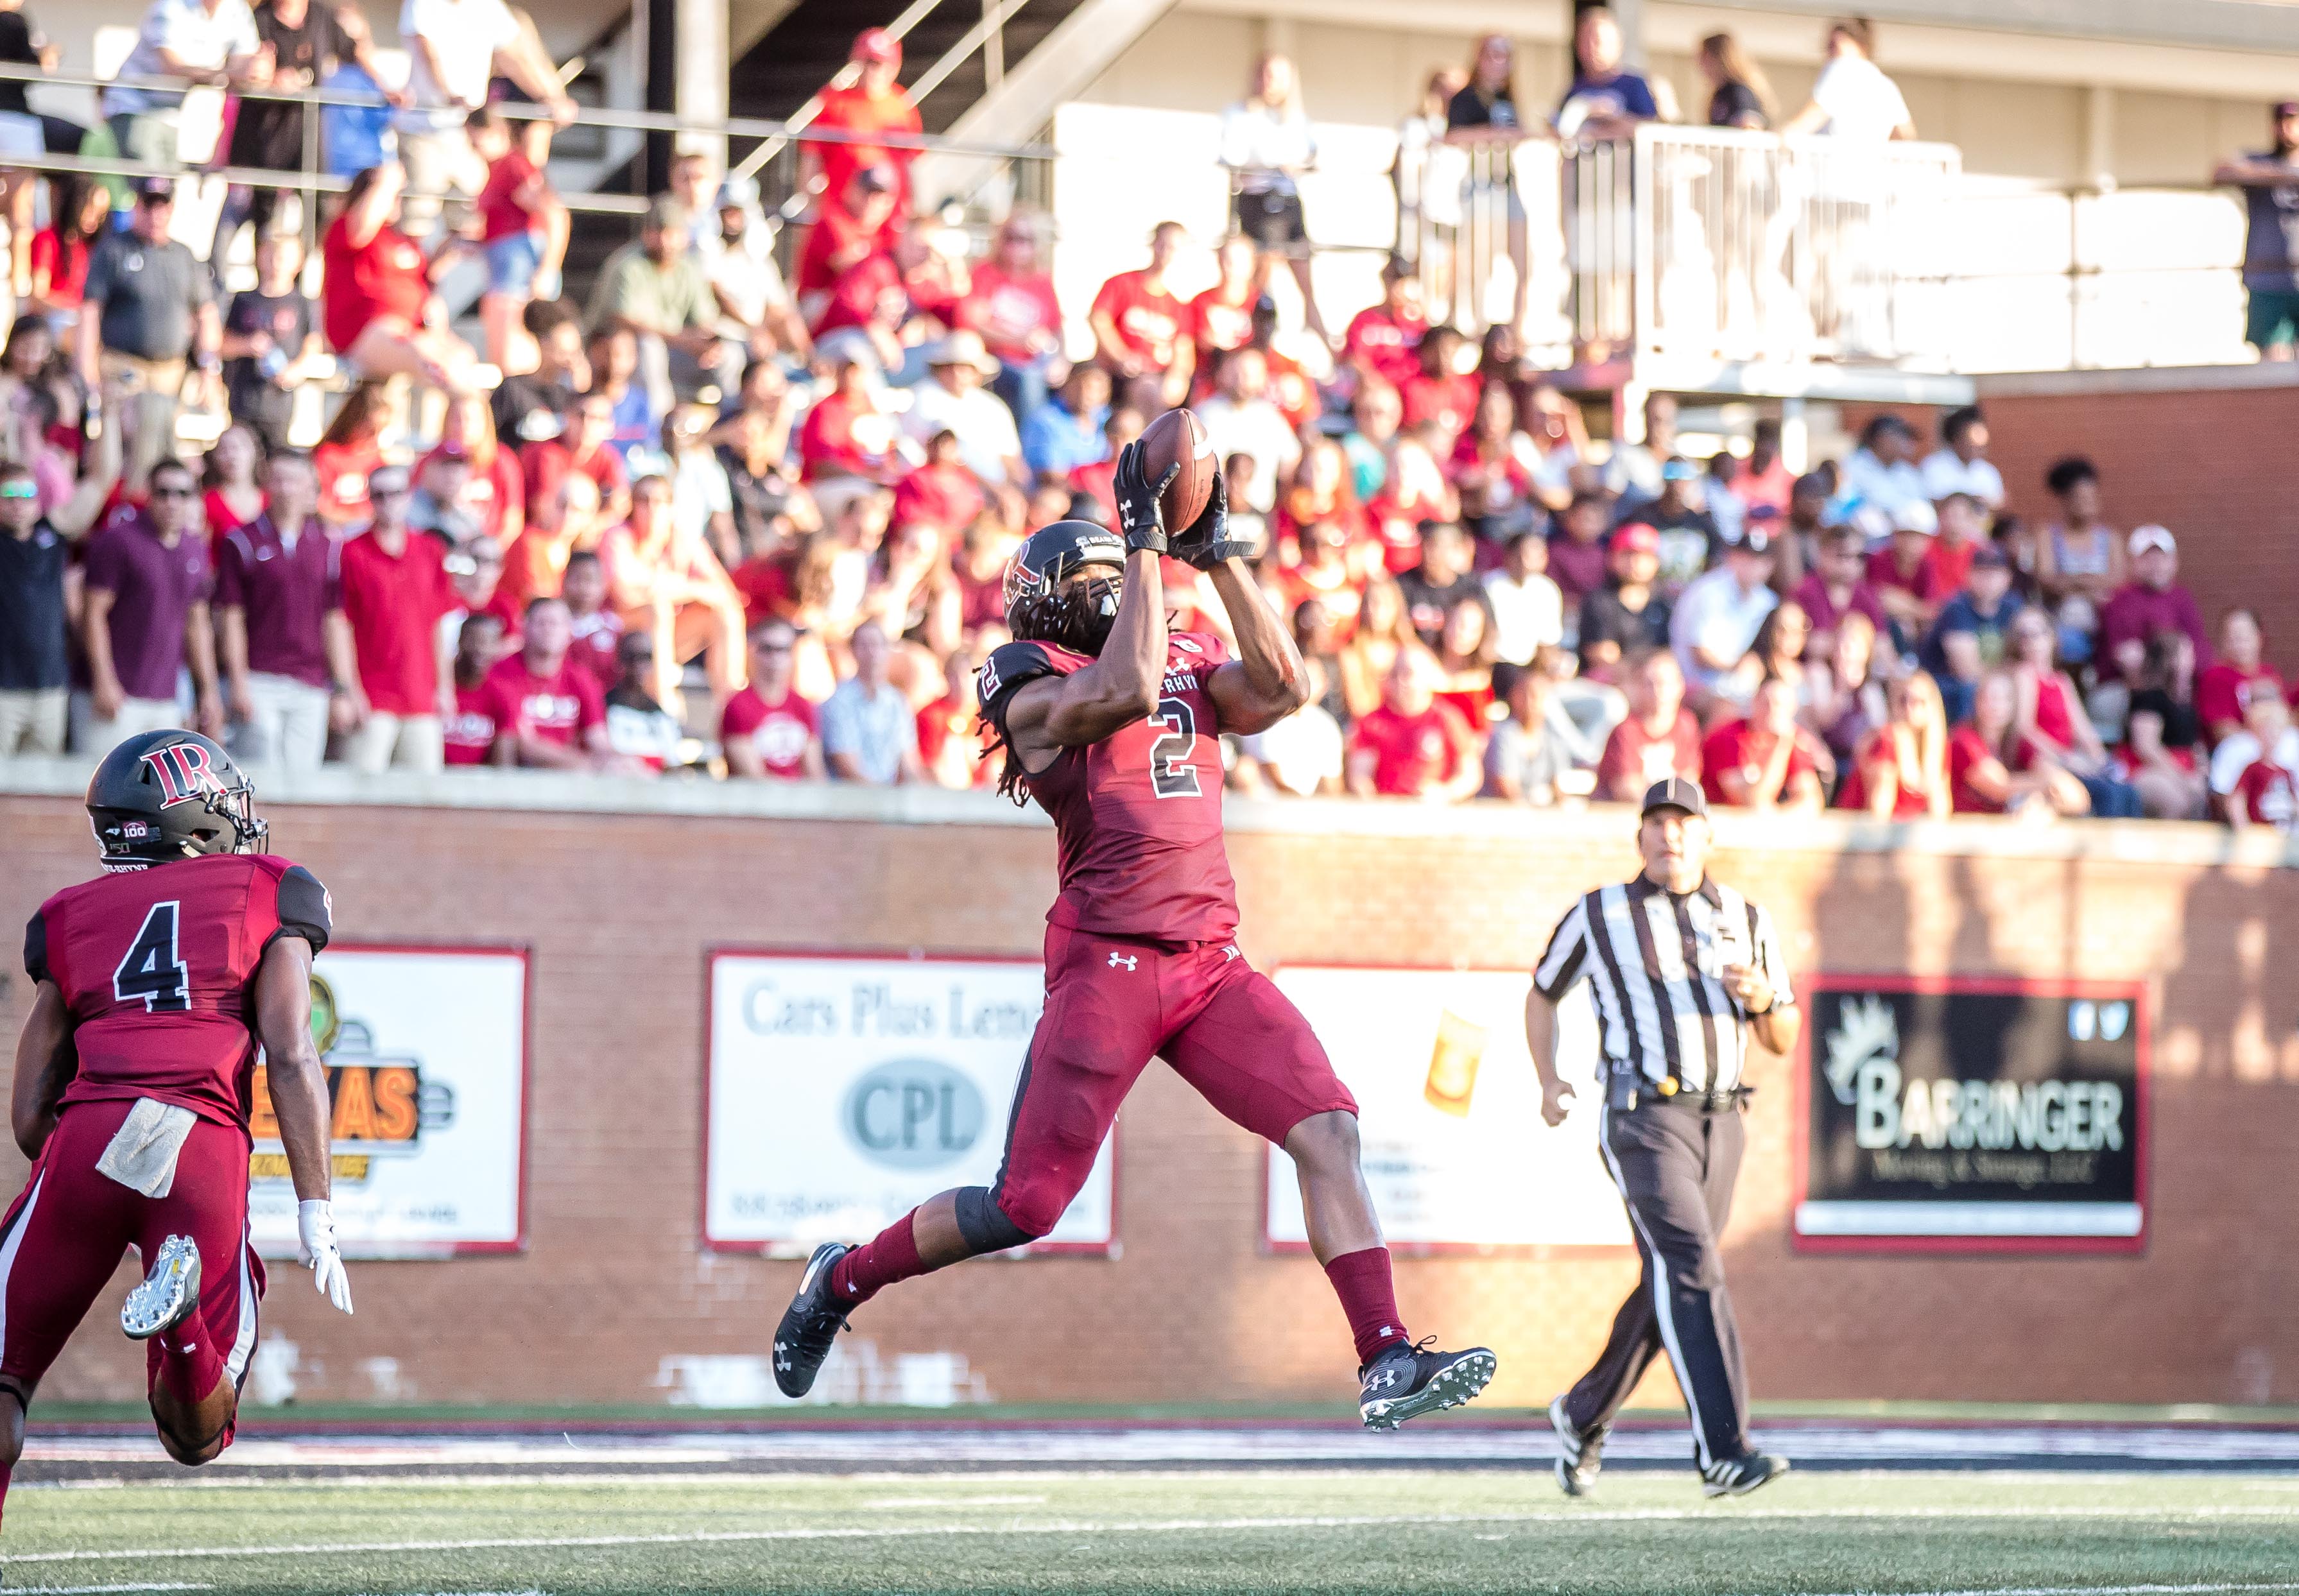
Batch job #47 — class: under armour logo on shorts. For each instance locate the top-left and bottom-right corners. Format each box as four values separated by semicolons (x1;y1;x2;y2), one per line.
1108;953;1138;970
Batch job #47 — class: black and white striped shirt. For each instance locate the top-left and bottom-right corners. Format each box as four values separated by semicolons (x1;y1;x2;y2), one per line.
1533;877;1793;1094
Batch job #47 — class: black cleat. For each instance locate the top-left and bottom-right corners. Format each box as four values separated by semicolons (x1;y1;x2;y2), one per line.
1701;1452;1791;1498
771;1242;852;1398
1357;1337;1497;1430
1550;1394;1608;1497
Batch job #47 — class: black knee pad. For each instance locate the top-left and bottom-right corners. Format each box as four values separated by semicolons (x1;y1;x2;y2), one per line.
954;1185;1038;1254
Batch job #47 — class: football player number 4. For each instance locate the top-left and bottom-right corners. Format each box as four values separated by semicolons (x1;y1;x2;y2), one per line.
1149;696;1201;799
114;901;191;1013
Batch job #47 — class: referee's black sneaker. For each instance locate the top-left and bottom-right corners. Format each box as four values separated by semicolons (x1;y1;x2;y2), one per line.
1357;1338;1497;1430
1549;1394;1608;1497
771;1242;852;1398
1701;1452;1791;1498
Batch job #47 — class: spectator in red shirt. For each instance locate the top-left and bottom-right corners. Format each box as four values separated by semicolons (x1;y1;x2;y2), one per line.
470;106;566;374
322;160;476;391
27;176;107;327
2228;682;2299;832
560;549;623;690
432;393;526;552
1345;646;1482;800
1400;325;1477;444
599;472;748;707
1734;418;1796;517
1187;234;1261;395
76;458;223;751
891;429;986;537
1927;491;1986;602
216;450;348;772
1597;648;1701;802
1837;670;1951;819
1090;221;1192;409
1701;674;1824;812
1948;668;2090;817
524;390;633;534
335;463;456;773
722;619;825;779
804;28;922;223
957;208;1063;420
2099;525;2212;688
313;377;389;529
1792;525;1889;659
1866;499;1941;639
2196;607;2282;745
796;166;901;307
1245;296;1320;431
1344;255;1428;391
442;612;509;767
799;352;903;483
479;595;610;768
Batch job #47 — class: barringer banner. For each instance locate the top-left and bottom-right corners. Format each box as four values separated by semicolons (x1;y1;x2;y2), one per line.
248;946;530;1258
1795;976;2148;1251
705;954;1113;1255
1266;966;1630;1251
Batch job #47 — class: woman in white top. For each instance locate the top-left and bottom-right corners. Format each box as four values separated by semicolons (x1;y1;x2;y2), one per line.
1220;53;1330;344
1393;67;1467;319
1781;17;1916;141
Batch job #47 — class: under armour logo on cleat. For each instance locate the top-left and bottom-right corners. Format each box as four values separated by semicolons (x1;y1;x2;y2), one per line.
1108;953;1138;970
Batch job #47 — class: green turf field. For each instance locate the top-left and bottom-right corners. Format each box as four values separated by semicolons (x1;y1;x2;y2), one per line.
6;1470;2298;1595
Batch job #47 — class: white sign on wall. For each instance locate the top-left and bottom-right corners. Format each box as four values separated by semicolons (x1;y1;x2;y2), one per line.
248;946;528;1259
705;954;1113;1255
1267;966;1630;1252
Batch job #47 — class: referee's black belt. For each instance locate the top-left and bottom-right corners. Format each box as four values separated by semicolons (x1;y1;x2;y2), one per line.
1613;1067;1753;1114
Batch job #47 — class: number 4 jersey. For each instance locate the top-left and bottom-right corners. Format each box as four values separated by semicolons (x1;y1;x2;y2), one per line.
979;631;1240;943
23;854;333;1133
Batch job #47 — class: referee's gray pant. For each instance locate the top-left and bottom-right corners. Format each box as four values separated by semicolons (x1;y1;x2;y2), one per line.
1563;1099;1750;1470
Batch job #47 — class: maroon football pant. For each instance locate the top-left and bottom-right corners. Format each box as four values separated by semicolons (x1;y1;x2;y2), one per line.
992;924;1359;1237
0;1099;264;1422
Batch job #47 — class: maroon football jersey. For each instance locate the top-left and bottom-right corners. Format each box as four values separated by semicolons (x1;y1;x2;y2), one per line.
24;853;333;1132
979;631;1239;943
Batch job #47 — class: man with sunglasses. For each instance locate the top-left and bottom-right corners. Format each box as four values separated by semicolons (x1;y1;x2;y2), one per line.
334;464;456;773
76;179;221;487
0;391;121;757
75;458;222;755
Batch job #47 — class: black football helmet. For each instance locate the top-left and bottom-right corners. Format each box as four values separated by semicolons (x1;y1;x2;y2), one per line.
86;729;268;866
1003;518;1128;655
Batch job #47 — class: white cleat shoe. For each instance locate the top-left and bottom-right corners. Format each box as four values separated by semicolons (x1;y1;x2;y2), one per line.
121;1234;202;1341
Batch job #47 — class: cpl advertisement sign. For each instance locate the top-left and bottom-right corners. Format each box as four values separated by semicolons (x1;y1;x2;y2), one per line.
1795;975;2148;1253
248;946;529;1258
1266;966;1630;1253
705;953;1114;1255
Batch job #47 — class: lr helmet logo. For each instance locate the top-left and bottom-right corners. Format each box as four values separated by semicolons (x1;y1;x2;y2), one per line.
144;742;219;807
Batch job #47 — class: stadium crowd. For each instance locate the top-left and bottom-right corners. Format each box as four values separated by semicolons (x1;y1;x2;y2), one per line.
0;9;2289;830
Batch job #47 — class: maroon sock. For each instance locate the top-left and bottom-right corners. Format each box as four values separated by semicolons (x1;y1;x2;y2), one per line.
829;1212;926;1307
154;1325;224;1409
1325;1246;1410;1368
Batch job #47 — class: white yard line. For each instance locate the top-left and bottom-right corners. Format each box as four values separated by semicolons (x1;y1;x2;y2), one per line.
8;1504;2299;1567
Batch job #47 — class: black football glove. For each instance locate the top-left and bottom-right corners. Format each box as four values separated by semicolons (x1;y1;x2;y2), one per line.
1171;470;1252;571
1112;440;1179;556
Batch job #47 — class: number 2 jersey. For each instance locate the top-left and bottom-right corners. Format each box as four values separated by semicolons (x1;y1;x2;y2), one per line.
23;853;333;1133
979;631;1240;943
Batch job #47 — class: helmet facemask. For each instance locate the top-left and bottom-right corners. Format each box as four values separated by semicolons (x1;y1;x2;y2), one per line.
1007;557;1125;656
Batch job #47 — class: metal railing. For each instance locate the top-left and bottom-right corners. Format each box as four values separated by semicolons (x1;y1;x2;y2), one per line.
1396;123;1963;367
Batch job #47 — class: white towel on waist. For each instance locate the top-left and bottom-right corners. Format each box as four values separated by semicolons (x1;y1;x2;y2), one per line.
94;1097;198;1198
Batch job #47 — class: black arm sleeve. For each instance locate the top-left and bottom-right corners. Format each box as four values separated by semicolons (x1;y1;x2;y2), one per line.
270;864;333;954
975;641;1064;748
23;909;48;986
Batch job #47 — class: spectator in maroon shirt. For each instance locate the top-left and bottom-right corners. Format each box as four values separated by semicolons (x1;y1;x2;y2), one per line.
721;619;825;780
1546;490;1614;617
216;450;350;771
2196;608;2283;745
1596;647;1700;802
480;596;611;768
1792;525;1889;661
2099;525;2212;687
76;457;222;753
336;463;457;773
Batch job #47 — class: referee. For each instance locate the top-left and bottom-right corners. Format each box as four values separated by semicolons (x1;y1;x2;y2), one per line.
1524;778;1801;1498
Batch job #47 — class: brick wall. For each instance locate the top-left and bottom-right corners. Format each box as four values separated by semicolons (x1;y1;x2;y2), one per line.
5;791;2296;1413
1843;373;2299;662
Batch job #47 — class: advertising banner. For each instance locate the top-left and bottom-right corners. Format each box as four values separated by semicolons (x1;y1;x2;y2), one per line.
1796;975;2148;1252
705;954;1112;1255
1266;966;1630;1252
248;946;529;1258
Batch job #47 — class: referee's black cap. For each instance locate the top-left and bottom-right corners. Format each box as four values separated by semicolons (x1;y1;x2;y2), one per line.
1641;777;1708;819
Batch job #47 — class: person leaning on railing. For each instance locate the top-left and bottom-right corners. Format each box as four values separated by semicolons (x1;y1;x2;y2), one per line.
1444;33;1538;338
101;0;263;173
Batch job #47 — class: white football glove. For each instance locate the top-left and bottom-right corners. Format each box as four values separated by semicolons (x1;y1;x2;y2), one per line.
298;1199;355;1316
